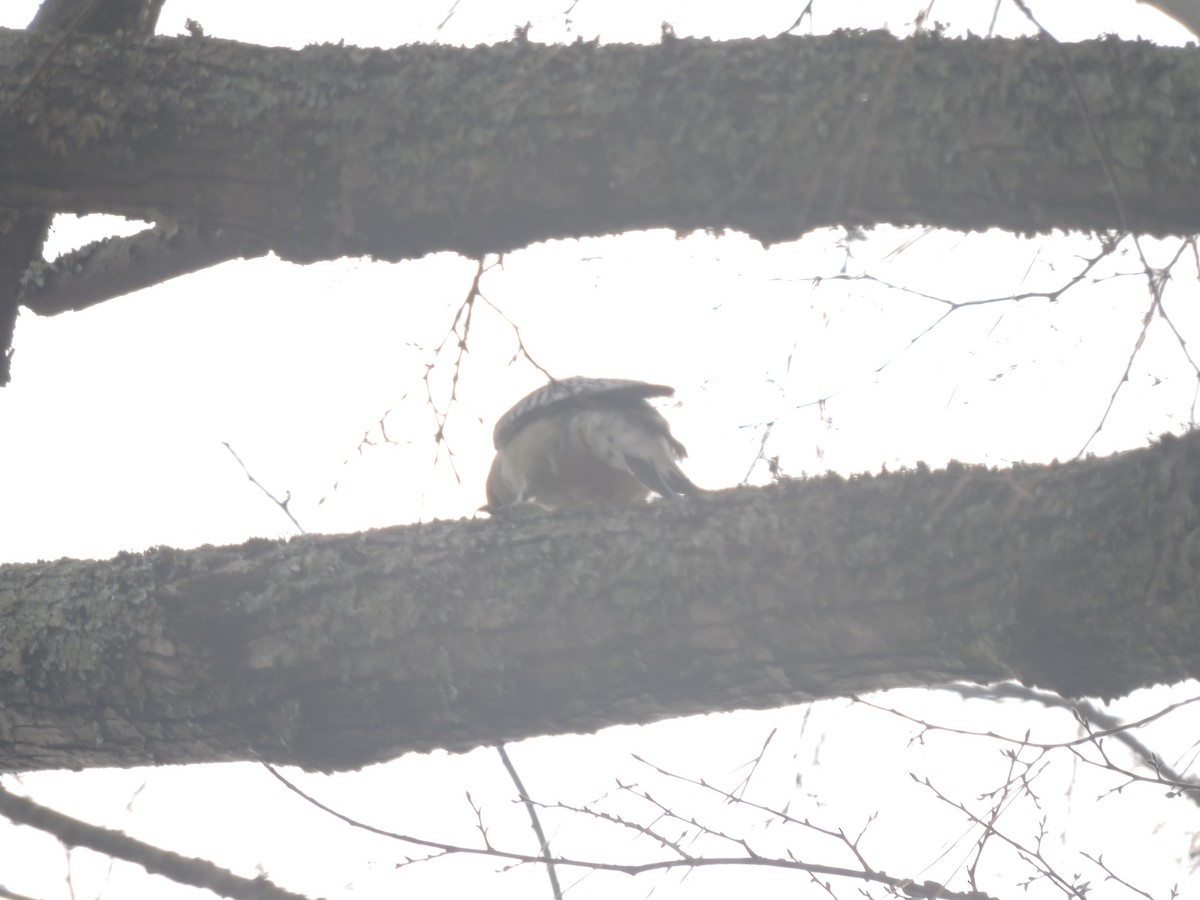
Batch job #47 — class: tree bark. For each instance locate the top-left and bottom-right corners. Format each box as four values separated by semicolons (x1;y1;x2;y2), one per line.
2;431;1197;773
2;27;1199;273
1;0;165;385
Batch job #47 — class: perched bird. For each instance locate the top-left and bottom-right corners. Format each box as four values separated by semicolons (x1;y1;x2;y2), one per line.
486;376;699;511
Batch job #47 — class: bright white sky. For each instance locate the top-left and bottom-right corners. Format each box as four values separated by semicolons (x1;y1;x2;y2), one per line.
2;2;1200;899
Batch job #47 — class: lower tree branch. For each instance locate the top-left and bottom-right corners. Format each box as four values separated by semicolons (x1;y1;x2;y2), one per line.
1;432;1199;772
19;225;269;316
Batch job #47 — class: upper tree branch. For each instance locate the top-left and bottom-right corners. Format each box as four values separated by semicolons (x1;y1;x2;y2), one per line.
1;27;1198;275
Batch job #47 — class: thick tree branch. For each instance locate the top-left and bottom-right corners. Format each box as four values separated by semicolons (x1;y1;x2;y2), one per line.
1;432;1198;773
0;0;165;384
19;225;268;315
0;210;47;385
1;27;1198;276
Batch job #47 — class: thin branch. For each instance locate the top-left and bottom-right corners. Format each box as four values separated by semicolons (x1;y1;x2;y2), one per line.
317;397;410;507
435;0;462;30
479;292;552;378
1075;288;1160;458
727;726;776;803
857;692;1200;754
744;233;1128;480
222;441;307;534
548;787;696;860
495;744;563;900
261;764;989;897
943;684;1200;806
630;753;875;872
1009;0;1190;455
914;774;1084;897
0;781;315;900
421;255;502;480
1080;852;1157;900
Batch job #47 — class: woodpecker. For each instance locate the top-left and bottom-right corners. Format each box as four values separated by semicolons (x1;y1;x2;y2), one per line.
485;376;699;511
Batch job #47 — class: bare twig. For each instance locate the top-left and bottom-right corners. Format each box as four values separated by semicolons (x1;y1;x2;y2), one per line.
856;693;1200;755
478;292;552;378
1081;851;1158;900
495;744;563;900
630;752;877;872
0;782;314;900
944;684;1200;806
914;773;1084;897
421;255;503;479
261;764;988;896
222;441;307;534
1008;0;1194;454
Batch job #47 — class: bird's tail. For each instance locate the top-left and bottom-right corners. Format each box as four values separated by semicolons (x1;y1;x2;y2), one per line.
625;455;701;499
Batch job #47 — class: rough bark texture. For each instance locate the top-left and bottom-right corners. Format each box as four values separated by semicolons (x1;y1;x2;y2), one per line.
2;431;1198;773
20;224;269;315
1;0;164;385
2;27;1199;274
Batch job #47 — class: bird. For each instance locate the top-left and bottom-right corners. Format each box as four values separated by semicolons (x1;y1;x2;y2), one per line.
485;376;700;511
